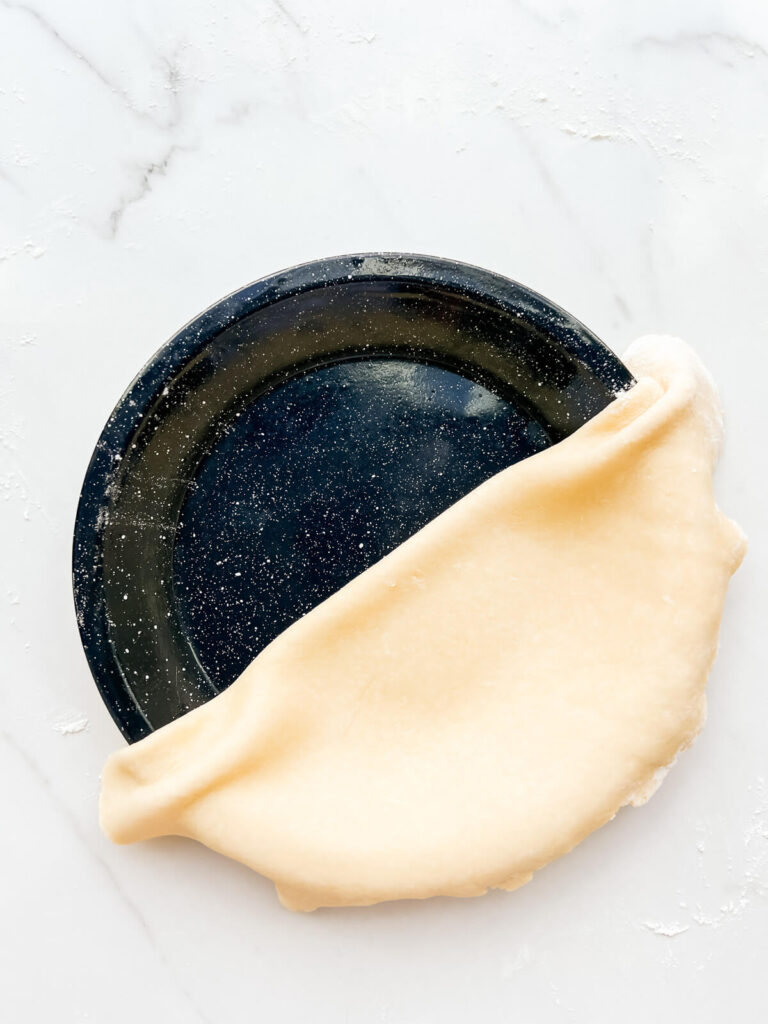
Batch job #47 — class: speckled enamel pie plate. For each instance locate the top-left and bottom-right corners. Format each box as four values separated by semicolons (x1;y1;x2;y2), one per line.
72;253;633;743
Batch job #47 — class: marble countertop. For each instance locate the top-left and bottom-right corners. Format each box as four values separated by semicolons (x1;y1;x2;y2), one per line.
2;1;766;1020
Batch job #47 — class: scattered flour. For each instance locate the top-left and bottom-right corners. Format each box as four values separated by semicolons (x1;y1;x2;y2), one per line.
640;777;768;936
501;943;531;976
53;715;89;736
643;920;690;937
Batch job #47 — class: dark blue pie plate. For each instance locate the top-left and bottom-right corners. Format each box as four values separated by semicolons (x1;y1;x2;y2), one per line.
73;253;633;743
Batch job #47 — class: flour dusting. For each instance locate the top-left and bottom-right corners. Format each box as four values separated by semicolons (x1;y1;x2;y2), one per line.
53;715;89;736
643;920;690;937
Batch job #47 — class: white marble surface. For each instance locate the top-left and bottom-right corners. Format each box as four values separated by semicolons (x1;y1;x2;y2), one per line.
2;0;767;1019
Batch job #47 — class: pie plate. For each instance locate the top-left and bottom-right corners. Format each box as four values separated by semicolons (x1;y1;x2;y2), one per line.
72;253;633;742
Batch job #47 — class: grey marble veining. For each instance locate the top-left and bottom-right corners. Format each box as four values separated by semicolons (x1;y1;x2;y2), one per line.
1;1;766;1021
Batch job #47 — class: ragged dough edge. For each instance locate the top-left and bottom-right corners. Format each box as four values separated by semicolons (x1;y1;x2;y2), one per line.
604;336;742;814
276;871;537;912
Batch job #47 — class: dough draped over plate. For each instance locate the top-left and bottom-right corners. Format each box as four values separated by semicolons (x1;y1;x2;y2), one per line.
100;337;746;910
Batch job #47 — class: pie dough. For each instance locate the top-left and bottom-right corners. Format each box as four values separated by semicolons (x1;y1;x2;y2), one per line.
100;337;746;910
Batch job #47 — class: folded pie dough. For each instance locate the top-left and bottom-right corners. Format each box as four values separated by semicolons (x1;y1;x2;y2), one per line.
100;337;746;910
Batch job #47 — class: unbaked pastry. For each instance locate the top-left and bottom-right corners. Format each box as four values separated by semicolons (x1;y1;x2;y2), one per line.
100;337;745;910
